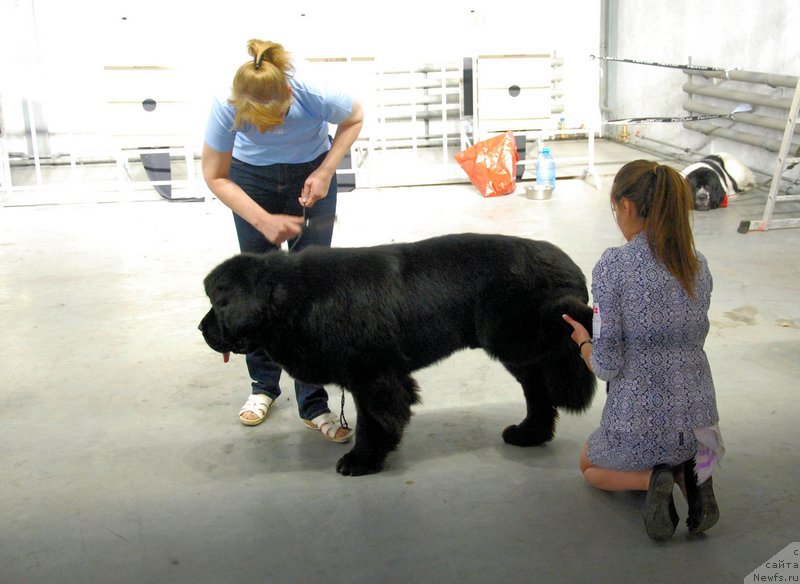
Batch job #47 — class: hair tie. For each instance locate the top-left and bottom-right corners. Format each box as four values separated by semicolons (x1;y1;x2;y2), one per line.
253;51;267;70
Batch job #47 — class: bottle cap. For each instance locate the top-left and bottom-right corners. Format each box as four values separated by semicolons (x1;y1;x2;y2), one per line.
541;147;551;154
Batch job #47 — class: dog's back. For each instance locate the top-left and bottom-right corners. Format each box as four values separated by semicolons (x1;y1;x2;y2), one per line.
276;234;591;385
292;233;587;300
293;233;596;413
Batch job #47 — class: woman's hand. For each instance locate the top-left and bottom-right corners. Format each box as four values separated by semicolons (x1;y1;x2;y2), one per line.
299;100;364;208
257;214;304;246
202;142;303;246
299;167;334;208
563;313;594;371
562;314;591;346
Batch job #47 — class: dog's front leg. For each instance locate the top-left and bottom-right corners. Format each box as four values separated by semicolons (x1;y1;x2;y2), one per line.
336;377;417;476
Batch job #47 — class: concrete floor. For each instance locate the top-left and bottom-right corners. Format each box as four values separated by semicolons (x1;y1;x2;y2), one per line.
1;141;799;583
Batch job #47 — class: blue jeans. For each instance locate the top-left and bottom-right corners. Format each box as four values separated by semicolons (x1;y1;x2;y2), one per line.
229;151;337;421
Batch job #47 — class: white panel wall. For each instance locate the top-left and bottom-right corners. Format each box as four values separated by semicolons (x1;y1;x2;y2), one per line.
0;0;599;161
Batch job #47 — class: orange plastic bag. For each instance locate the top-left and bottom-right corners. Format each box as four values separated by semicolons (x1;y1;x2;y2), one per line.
454;131;519;197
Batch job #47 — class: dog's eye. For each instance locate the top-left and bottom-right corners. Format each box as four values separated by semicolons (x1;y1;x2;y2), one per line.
217;299;229;309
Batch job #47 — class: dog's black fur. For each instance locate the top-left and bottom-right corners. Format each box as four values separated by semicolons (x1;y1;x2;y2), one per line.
199;233;595;476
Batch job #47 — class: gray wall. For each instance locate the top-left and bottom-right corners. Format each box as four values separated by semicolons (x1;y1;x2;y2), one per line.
605;0;800;184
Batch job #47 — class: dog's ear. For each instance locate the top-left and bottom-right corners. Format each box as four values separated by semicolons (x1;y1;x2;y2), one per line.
204;254;270;345
216;289;265;344
708;183;726;208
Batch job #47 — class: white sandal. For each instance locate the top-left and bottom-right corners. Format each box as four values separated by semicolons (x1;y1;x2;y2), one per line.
302;412;354;443
238;394;274;426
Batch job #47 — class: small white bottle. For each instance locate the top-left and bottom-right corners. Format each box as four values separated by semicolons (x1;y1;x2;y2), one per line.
536;147;556;190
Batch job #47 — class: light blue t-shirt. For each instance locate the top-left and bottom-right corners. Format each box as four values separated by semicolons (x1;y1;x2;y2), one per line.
204;75;353;165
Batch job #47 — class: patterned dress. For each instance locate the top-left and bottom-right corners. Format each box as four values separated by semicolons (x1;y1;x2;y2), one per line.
587;232;719;471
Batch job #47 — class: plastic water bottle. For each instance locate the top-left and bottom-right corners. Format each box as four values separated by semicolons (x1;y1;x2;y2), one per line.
536;146;556;190
695;186;710;211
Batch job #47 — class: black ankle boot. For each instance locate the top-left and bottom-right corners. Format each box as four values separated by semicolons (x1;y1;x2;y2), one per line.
683;458;719;534
643;464;679;542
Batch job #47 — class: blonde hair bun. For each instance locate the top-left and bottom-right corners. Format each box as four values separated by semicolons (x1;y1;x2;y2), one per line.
247;39;292;73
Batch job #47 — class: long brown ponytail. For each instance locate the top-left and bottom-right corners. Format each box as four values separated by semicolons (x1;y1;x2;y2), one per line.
611;160;699;296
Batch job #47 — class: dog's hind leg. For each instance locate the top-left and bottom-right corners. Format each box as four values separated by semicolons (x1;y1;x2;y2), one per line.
474;284;557;445
336;376;420;476
500;363;558;447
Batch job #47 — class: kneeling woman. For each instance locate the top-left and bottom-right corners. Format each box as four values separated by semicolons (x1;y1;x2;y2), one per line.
563;160;724;542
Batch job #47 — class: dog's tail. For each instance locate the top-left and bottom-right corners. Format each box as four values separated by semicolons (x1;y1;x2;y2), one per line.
545;294;593;337
538;294;596;413
475;283;596;412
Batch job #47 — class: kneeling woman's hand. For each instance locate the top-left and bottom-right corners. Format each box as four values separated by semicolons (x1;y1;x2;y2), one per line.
562;314;593;370
562;313;590;346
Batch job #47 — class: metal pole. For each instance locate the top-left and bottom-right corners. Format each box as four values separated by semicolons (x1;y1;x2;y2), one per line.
26;98;43;187
682;121;800;154
440;63;448;166
682;82;795;110
688;69;799;89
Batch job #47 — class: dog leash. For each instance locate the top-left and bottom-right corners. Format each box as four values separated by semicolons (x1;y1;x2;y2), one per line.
288;209;338;252
287;206;307;252
339;390;349;430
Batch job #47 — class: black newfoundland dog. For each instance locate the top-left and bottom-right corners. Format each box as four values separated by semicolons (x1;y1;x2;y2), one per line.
199;233;595;476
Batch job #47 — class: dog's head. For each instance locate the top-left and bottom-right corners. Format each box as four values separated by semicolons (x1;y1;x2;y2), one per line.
198;253;285;358
686;168;726;210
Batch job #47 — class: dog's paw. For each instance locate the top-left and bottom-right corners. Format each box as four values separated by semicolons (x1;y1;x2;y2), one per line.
336;451;385;476
502;424;553;447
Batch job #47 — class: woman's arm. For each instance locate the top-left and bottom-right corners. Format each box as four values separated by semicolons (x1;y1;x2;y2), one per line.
201;142;304;245
564;255;624;380
300;99;365;207
585;259;623;381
